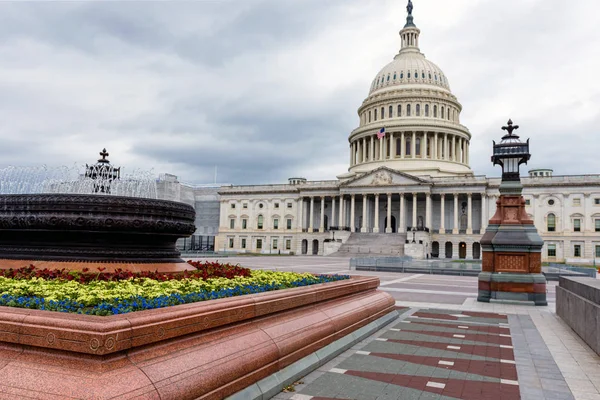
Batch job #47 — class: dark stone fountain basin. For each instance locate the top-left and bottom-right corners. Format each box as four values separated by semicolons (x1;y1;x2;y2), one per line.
0;194;196;271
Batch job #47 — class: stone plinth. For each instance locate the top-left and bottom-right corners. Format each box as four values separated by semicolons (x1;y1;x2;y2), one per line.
557;277;600;355
0;276;395;399
478;193;547;305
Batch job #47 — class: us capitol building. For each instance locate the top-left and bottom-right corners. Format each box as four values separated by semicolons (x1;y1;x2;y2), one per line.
158;4;600;264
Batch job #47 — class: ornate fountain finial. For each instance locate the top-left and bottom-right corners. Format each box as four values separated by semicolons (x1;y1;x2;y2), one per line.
98;148;110;163
501;119;520;136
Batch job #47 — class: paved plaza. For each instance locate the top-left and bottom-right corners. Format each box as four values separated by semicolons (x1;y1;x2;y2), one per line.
194;256;599;400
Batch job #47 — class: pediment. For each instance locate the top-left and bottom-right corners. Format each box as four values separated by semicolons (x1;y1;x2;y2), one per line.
341;167;427;188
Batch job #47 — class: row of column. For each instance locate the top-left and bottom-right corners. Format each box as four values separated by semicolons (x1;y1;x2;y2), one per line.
350;132;469;166
303;193;490;234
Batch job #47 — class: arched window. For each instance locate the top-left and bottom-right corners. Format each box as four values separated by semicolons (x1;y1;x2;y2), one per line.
406;138;411;155
434;105;438;118
425;104;429;117
548;214;556;232
408;72;411;79
368;110;371;122
416;104;421;116
374;109;378;121
393;73;397;80
448;110;451;120
381;107;385;119
407;104;411;116
415;138;421;156
414;70;418;79
429;73;432;80
435;74;438;81
387;74;390;82
389;105;393;118
257;215;264;230
396;138;402;156
422;72;425;79
441;107;445;119
397;104;402;117
400;72;404;79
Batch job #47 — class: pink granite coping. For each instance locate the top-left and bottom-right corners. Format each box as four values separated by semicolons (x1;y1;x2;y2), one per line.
0;275;395;399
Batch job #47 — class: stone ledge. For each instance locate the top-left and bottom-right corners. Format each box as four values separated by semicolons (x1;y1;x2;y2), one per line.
0;276;380;356
0;276;395;399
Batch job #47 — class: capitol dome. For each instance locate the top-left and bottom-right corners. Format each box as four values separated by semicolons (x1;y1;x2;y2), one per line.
342;2;473;180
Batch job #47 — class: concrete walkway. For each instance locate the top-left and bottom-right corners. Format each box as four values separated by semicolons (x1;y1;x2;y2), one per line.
192;256;600;400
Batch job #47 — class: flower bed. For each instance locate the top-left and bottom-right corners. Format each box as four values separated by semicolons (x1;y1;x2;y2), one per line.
0;263;349;316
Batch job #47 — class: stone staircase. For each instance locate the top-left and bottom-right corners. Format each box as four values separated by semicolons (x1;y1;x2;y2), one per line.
329;233;407;257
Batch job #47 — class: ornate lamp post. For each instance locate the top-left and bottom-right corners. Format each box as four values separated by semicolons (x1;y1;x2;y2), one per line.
477;120;547;306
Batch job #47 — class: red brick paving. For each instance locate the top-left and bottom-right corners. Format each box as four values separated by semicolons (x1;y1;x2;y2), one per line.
412;312;460;320
385;339;515;360
461;311;509;320
388;329;512;346
369;353;518;380
403;320;511;335
345;370;520;400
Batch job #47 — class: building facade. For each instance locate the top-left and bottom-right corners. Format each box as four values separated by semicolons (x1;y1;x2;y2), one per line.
159;5;600;264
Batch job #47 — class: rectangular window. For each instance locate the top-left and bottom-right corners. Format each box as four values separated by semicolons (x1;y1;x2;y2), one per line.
274;203;279;209
241;238;246;249
228;238;234;248
287;202;292;208
272;239;278;250
574;244;581;257
596;245;600;258
243;203;248;209
286;239;291;250
574;219;581;232
242;219;247;229
525;199;531;206
273;219;279;229
596;219;600;232
374;109;378;121
229;219;235;229
287;219;292;230
547;244;556;257
596;198;600;205
573;198;581;207
231;204;235;209
256;239;262;250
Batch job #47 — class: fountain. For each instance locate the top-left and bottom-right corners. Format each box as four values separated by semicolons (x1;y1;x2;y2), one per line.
0;149;196;272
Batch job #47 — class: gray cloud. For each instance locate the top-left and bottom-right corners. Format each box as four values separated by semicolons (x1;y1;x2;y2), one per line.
0;0;598;186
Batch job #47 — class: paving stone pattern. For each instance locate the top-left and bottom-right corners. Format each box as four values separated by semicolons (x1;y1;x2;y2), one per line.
282;308;574;400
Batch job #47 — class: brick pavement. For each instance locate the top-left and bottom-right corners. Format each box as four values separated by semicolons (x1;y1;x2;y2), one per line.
279;308;573;400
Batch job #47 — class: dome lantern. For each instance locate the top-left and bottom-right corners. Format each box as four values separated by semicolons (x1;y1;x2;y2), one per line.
399;0;420;54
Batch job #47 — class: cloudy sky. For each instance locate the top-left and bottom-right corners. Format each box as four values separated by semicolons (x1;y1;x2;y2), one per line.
0;0;598;185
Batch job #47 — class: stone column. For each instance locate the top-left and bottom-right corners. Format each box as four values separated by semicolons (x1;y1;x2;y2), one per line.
451;135;456;161
422;133;427;158
412;132;416;159
399;193;405;233
481;194;487;233
412;193;418;228
319;196;325;233
298;197;304;232
362;138;367;163
370;135;374;161
401;132;405;159
331;196;336;228
386;193;392;233
361;194;368;232
440;194;445;234
350;195;356;232
373;194;380;233
379;137;383;161
425;193;431;229
453;193;459;234
309;197;314;232
339;195;344;228
467;193;473;234
350;143;353;166
391;133;396;158
444;133;449;160
434;133;438;160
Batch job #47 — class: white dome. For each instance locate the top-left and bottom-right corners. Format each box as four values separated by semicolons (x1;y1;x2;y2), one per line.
369;52;450;94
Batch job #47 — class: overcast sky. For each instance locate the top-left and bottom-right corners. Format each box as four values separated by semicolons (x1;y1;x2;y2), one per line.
0;0;598;185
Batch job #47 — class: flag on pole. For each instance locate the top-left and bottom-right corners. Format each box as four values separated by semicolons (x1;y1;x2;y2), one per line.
377;127;386;139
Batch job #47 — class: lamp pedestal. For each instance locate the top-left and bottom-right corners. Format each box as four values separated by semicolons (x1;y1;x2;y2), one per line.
477;120;547;306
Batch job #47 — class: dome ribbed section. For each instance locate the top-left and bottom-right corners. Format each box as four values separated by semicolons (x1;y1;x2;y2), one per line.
369;53;450;94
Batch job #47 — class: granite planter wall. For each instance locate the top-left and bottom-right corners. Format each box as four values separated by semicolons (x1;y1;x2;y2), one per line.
0;275;395;399
557;276;600;356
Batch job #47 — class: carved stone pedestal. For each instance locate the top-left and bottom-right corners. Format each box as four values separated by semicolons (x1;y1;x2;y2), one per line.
477;193;547;306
